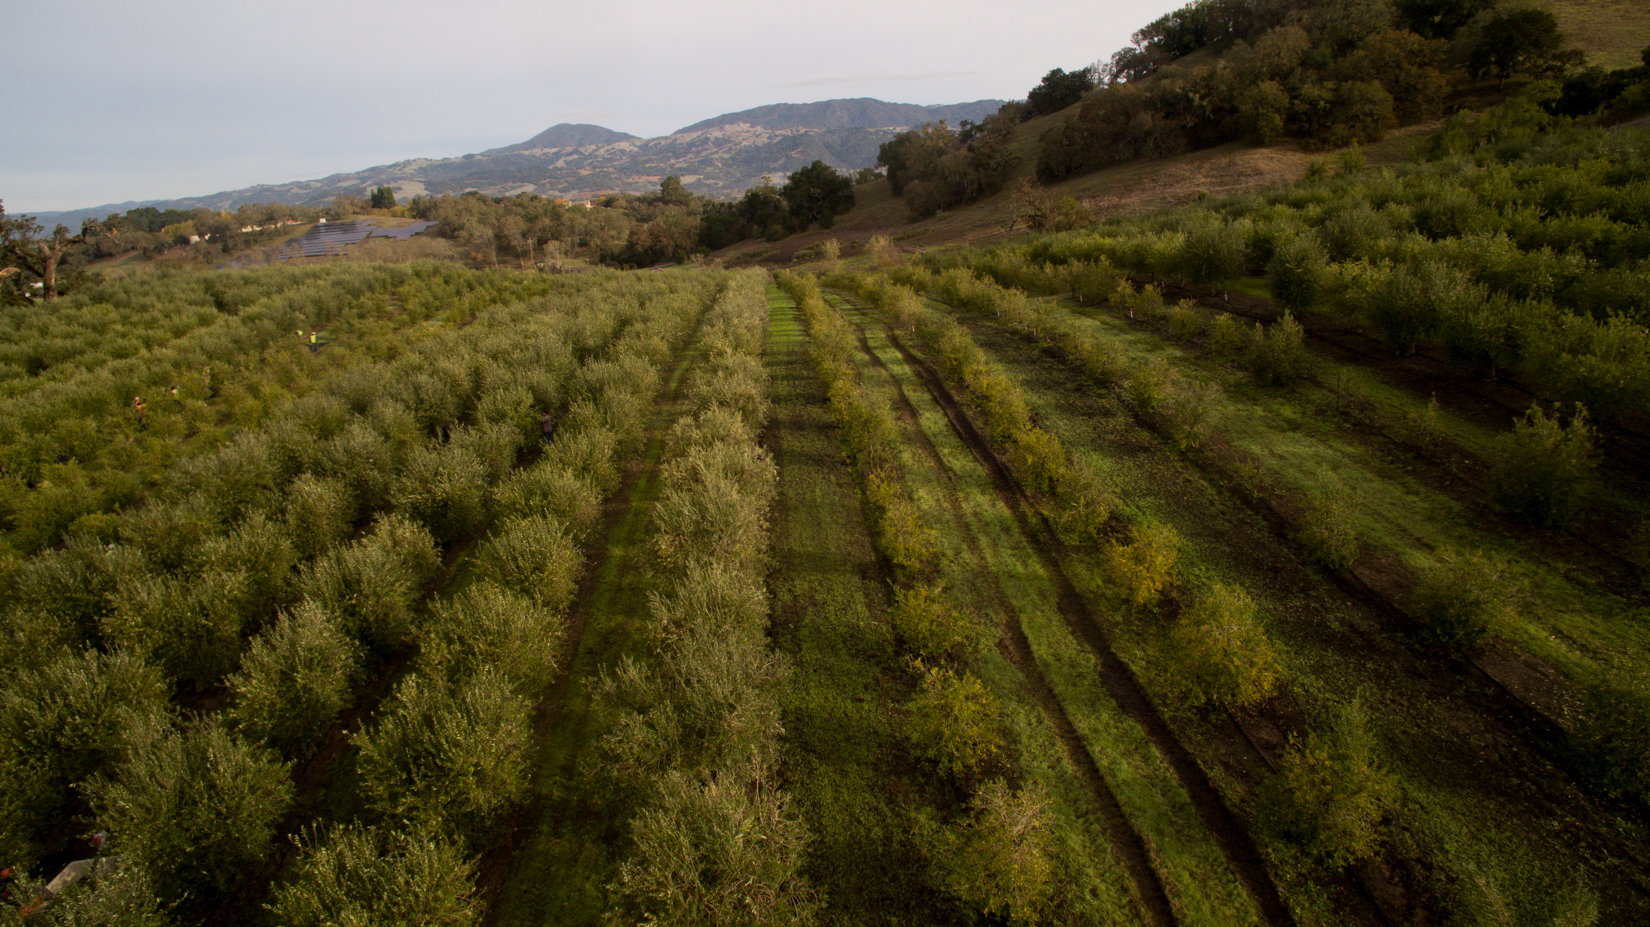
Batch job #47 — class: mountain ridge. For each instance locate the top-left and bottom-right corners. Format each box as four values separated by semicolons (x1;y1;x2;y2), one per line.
33;97;1006;227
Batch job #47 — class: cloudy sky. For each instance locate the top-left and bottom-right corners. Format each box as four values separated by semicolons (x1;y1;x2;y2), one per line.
4;0;1183;213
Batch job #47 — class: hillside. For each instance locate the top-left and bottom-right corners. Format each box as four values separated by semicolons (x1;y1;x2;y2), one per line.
675;98;1003;133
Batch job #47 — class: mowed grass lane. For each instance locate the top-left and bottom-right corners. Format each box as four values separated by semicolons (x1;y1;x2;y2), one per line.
487;333;706;927
762;283;948;924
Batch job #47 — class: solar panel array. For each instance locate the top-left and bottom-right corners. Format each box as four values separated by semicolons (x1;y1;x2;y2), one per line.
369;220;440;241
279;220;378;260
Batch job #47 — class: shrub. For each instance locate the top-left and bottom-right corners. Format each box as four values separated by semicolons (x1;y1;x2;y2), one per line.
905;663;1002;780
1165;301;1204;342
301;514;439;654
200;511;298;625
282;472;356;558
1260;696;1397;868
941;779;1056;924
1486;403;1595;527
542;423;621;495
1409;547;1520;651
449;422;522;487
1008;425;1068;496
1102;523;1180;606
889;584;972;658
89;718;293;905
1296;479;1360;570
103;567;253;688
117;499;217;574
866;469;938;575
271;823;480;927
478;514;582;613
653;443;776;576
391;441;490;545
418;582;563;695
1053;457;1117;546
355;668;531;833
1268;235;1328;312
1245;311;1308;386
647;560;770;645
228;601;363;759
1209;313;1248;357
1178;222;1247;291
607;760;819;927
0;650;169;863
492;461;603;537
315;421;396;521
1168;583;1283;710
9;535;140;648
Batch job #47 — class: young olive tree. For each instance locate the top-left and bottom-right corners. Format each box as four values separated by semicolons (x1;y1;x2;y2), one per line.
355;668;531;835
1260;696;1397;868
1168;583;1284;710
228;601;363;760
606;760;818;927
417;582;563;695
88;718;293;906
1487;404;1595;527
271;823;480;927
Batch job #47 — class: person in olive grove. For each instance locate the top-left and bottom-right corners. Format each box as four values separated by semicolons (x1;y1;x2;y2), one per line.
540;410;556;445
133;396;147;430
170;384;181;410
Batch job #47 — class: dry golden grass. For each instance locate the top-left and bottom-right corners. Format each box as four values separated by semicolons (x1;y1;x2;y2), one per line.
1538;0;1650;71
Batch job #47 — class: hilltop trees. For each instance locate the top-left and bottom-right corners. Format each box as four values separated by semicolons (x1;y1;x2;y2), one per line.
1038;0;1586;184
1469;9;1581;87
782;161;855;230
1025;67;1097;117
877;114;1020;220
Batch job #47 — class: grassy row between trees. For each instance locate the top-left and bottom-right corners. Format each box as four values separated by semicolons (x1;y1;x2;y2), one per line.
0;267;720;922
784;271;1175;925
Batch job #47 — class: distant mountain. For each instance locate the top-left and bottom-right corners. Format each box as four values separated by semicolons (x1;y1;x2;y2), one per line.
33;97;1012;227
484;123;639;154
675;98;1005;134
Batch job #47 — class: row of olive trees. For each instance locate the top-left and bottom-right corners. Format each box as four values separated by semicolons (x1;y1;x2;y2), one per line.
0;270;717;921
598;273;822;926
778;272;1062;924
1015;104;1650;423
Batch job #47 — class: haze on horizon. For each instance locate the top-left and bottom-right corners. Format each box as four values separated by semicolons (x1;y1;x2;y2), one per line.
3;0;1184;214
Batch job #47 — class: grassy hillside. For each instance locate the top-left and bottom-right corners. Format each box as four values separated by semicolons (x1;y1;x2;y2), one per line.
1544;0;1650;70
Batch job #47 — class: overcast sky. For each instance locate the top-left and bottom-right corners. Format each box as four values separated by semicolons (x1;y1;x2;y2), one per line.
4;0;1184;213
